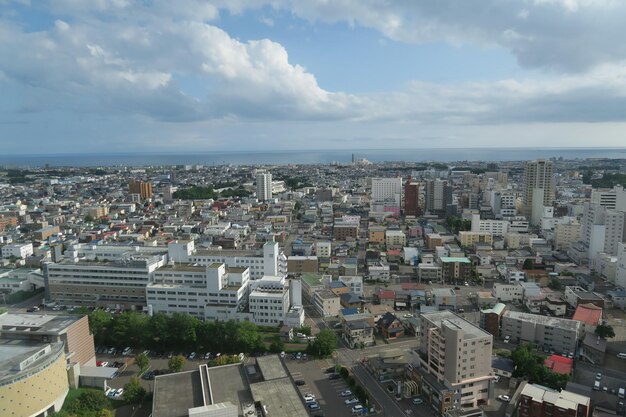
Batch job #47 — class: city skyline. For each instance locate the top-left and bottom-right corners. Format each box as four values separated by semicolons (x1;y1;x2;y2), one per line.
3;1;626;154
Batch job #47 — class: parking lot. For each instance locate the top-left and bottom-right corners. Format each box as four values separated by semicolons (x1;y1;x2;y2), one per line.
284;355;360;417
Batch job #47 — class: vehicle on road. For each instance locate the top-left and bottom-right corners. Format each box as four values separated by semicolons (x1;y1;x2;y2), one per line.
498;395;510;402
296;352;302;360
344;398;359;405
413;397;423;405
304;394;316;402
188;352;196;359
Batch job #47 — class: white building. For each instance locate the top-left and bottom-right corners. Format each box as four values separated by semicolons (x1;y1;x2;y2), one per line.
171;241;287;280
471;214;508;236
316;241;331;258
385;230;406;248
591;185;626;211
147;263;251;321
1;242;34;259
368;264;390;282
249;275;290;326
582;203;625;271
255;170;273;201
501;311;580;354
371;177;403;203
338;275;364;296
617;242;626;289
493;283;524;303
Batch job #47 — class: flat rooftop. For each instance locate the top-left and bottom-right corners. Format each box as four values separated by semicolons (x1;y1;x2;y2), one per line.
208;363;254;414
250;378;308;417
422;310;492;340
195;249;260;257
504;311;580;331
256;355;288;381
153;370;205;417
0;339;65;384
0;313;84;334
156;264;206;273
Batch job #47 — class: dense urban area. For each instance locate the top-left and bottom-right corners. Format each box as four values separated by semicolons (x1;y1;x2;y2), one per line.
1;156;626;417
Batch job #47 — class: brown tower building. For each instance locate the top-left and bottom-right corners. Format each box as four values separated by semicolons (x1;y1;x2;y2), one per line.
129;180;153;200
404;177;421;217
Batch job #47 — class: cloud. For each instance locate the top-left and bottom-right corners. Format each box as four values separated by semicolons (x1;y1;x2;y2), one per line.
239;0;626;72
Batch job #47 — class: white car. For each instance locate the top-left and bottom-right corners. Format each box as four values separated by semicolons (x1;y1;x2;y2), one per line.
503;336;510;343
413;398;424;405
122;347;132;356
617;353;626;359
494;376;500;382
498;395;510;402
596;373;602;380
340;390;352;397
345;398;359;405
304;394;316;402
351;405;363;413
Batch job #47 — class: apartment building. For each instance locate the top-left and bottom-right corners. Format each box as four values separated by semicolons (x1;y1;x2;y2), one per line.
418;311;493;413
517;383;590;417
591;185;626;211
339;275;364;296
554;221;581;251
341;312;376;348
312;289;341;317
255;170;272;201
333;223;359;240
459;231;493;248
492;283;524;303
368;226;386;244
404;177;421;217
425;179;453;216
521;160;554;222
480;303;507;337
501;311;580;354
315;241;331;258
43;253;168;309
371;177;403;216
440;257;472;284
128;180;153;200
582;203;625;270
386;229;407;248
1;242;34;259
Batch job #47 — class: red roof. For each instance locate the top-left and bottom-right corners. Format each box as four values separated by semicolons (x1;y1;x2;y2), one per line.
572;303;603;326
376;290;395;300
544;355;573;375
387;249;401;256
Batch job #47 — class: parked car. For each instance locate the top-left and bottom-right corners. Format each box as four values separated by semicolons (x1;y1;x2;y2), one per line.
617;353;626;359
188;352;196;360
296;352;302;360
596;373;602;380
308;402;320;411
122;347;132;356
329;373;341;380
351;405;363;414
295;380;306;386
344;398;359;405
498;395;510;402
413;398;424;405
114;388;124;397
340;390;352;397
304;394;316;401
503;335;510;343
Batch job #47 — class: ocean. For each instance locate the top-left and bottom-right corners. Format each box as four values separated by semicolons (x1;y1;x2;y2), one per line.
1;147;625;167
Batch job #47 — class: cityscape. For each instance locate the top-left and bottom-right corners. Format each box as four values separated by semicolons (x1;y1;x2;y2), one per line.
3;2;626;417
1;156;626;417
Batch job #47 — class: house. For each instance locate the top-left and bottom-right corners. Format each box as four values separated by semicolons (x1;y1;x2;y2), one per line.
572;303;603;336
492;356;515;378
373;289;396;308
341;313;376;349
543;355;573;375
377;312;404;339
340;292;365;311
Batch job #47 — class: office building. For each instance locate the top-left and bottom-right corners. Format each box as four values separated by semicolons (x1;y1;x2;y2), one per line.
1;242;34;259
590;185;626;211
255;170;273;201
425;179;452;216
582;203;625;270
43;253;168;309
249;275;290;326
418;311;493;412
501;311;580;354
371;177;403;216
128;180;153;200
522;160;554;224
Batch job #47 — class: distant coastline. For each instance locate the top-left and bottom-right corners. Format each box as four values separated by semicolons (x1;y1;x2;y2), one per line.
1;147;625;168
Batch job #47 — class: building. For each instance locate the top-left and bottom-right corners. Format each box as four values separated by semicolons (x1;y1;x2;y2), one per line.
177;241;287;280
249;275;290;326
501;311;580;354
493;283;524;303
480;303;507;337
147;263;250;321
338;275;364;296
287;256;318;273
377;312;404;339
315;241;331;258
418;311;494;412
521;160;554;224
563;286;605;308
312;289;341;317
386;230;407;248
255;170;273;201
152;355;308;417
341;312;376;348
554;221;581;251
459;231;493;248
431;288;458;310
368;264;391;282
405;177;421;216
440;257;472;284
425;179;452;216
368;226;386;244
371;177;403;216
1;242;34;259
591;185;626;211
579;332;606;365
582;203;625;270
517;383;590;417
618;242;626;289
571;303;602;336
128;180;153;200
44;252;168;309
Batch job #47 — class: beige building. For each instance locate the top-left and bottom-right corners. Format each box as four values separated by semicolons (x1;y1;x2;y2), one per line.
369;226;386;244
287;256;319;273
313;289;341;317
554;222;581;250
418;311;493;412
0;342;70;417
459;231;493;248
385;230;406;248
501;311;580;354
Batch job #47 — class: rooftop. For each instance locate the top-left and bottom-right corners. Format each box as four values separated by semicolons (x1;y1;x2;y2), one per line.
256;355;288;381
503;311;580;331
439;257;471;263
249;378;308;417
572;303;603;326
153;370;205;417
0;339;65;385
157;264;206;273
422;310;492;340
0;313;84;335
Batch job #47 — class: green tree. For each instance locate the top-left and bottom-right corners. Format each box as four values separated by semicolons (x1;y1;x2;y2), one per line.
269;336;285;353
135;352;150;373
168;355;186;373
297;325;312;336
235;320;262;353
88;309;112;345
168;312;198;350
308;329;336;357
548;278;563;290
84;214;94;223
522;259;534;270
123;376;146;404
65;390;110;414
595;324;616;339
109;311;150;348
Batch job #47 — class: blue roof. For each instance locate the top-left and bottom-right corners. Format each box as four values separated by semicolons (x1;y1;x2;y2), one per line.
607;290;626;298
340;307;359;316
491;356;515;373
340;292;363;304
329;281;347;289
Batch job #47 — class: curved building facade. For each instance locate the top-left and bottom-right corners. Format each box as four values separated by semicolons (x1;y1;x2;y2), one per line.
0;342;69;417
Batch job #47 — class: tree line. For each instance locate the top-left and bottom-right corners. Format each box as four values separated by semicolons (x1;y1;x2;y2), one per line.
89;310;266;354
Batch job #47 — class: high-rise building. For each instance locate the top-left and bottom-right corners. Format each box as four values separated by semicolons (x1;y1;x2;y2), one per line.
404;177;421;216
417;311;493;412
582;202;625;270
370;177;403;216
128;180;153;200
522;160;554;224
590;185;626;211
255;170;272;201
425;179;452;216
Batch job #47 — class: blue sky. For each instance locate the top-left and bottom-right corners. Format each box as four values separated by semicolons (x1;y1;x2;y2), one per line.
2;0;626;154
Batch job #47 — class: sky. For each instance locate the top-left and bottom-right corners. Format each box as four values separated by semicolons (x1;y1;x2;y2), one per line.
2;0;626;154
